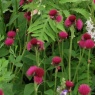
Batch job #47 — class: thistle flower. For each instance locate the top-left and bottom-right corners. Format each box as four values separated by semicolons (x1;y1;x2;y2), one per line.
26;66;38;76
78;40;85;48
81;33;91;40
7;31;16;38
28;0;33;2
78;84;91;95
65;81;74;88
56;15;62;22
94;0;95;3
0;89;4;95
76;19;83;31
68;15;76;22
27;42;32;51
4;38;14;46
64;18;72;27
24;12;31;21
34;76;43;84
20;0;25;6
59;31;68;39
49;9;62;22
30;38;38;45
37;40;44;50
35;67;44;77
52;56;62;66
85;39;94;49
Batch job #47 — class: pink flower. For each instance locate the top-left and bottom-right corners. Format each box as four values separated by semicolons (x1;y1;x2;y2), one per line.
24;12;31;21
27;42;32;51
59;31;68;39
52;56;62;66
81;33;91;40
30;38;38;45
64;18;72;27
49;9;62;22
37;40;44;50
4;38;14;46
85;39;94;49
49;9;57;17
65;81;74;88
20;0;25;6
7;31;16;38
34;76;43;84
68;15;76;22
78;84;91;95
0;89;4;95
56;15;62;22
76;19;83;31
26;66;38;76
78;40;85;48
35;67;44;77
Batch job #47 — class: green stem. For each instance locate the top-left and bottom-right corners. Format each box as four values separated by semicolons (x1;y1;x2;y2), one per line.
54;67;58;95
73;49;85;82
35;47;39;66
34;82;38;95
68;33;73;81
87;49;91;84
61;40;64;75
0;0;5;34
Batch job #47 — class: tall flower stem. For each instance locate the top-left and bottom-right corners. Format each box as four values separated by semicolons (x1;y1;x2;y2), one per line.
0;0;5;34
61;40;64;75
54;67;58;95
34;82;38;95
87;49;91;84
35;47;40;66
73;48;85;82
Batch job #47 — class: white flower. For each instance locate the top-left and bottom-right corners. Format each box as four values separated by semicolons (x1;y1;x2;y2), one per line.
85;18;95;41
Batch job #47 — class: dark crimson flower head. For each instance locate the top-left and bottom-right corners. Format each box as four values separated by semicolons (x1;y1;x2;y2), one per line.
76;19;83;31
81;33;91;40
68;15;76;22
93;0;95;4
65;80;74;88
59;31;68;39
85;39;94;49
28;0;33;3
52;56;62;66
30;38;38;45
7;31;16;38
20;0;25;6
78;84;91;95
24;12;31;21
4;38;14;46
49;9;57;16
35;67;44;77
0;89;4;95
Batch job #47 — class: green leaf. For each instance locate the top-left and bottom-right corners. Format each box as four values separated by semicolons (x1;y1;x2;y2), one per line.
24;83;34;95
60;0;87;3
71;8;90;19
44;89;54;95
46;81;54;87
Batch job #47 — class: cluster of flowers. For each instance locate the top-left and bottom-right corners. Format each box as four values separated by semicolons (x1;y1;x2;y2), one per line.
4;31;16;46
0;89;4;95
85;18;95;41
27;38;44;51
78;33;94;49
26;66;44;84
20;0;33;6
49;9;62;22
64;15;83;31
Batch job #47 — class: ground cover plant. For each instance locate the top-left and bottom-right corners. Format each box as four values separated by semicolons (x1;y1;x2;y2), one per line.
0;0;95;95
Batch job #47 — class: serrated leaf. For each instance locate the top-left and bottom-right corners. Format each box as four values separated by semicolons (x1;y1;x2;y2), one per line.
71;8;90;19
